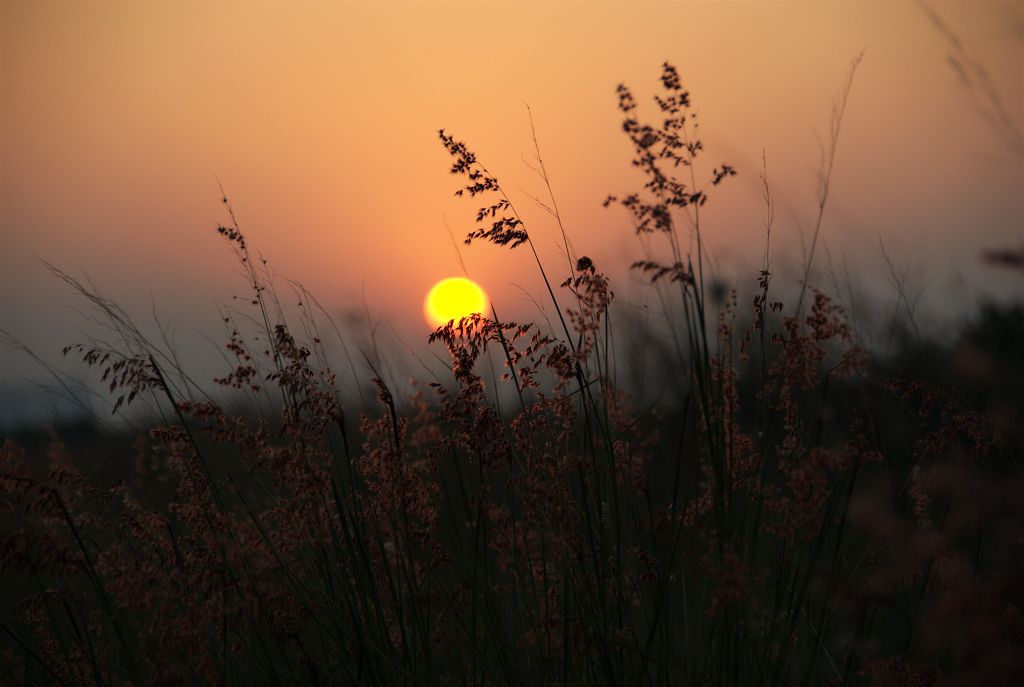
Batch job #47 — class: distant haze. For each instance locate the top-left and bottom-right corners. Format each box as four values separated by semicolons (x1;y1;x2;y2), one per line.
2;1;1022;429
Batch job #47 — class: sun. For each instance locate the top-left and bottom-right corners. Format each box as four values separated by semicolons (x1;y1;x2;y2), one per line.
424;277;489;329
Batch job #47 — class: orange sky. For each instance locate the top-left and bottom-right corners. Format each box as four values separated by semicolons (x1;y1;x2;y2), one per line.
2;1;1022;426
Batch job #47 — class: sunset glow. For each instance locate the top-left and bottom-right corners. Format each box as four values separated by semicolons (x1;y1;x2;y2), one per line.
424;277;488;329
1;1;1021;681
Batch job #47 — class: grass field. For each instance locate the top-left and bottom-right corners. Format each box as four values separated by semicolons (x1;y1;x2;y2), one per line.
2;62;1022;687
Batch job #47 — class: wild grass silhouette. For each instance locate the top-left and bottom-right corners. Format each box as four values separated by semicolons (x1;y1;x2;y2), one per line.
1;62;1022;687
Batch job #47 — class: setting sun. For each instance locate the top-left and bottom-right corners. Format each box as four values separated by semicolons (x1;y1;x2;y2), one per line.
424;277;488;328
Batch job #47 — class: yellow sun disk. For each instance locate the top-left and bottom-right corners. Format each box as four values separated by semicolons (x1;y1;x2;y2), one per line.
424;277;488;328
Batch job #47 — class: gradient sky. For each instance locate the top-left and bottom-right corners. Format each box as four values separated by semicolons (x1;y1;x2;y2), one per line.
2;1;1022;428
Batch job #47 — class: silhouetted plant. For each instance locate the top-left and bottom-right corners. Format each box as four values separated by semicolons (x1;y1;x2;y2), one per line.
1;61;1021;687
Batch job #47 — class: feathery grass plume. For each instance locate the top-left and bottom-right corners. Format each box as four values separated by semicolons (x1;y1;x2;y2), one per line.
1;60;1021;687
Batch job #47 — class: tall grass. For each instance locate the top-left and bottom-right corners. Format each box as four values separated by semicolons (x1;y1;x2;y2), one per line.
2;63;1022;687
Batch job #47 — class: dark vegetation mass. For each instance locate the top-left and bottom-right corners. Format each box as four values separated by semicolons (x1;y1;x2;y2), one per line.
2;63;1022;686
